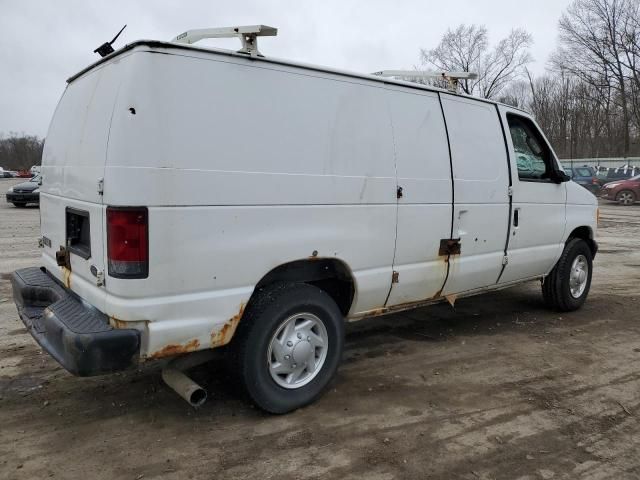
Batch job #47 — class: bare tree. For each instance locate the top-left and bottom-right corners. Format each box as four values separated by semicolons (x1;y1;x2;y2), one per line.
504;70;638;159
0;133;44;170
497;79;530;109
420;24;533;99
551;0;640;156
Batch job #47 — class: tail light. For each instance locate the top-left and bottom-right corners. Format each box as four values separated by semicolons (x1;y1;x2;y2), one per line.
592;177;598;185
107;207;148;278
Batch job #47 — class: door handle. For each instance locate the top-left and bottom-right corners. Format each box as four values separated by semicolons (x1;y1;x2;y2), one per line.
513;209;519;227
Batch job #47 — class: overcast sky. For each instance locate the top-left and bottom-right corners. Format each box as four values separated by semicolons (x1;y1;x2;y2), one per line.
0;0;570;137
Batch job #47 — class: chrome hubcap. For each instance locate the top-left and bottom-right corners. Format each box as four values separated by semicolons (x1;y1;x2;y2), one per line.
619;192;634;205
569;254;589;298
267;313;328;389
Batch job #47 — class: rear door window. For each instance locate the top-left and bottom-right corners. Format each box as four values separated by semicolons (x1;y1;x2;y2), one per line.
507;114;554;181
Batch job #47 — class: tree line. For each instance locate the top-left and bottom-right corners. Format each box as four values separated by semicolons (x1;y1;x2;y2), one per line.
420;0;640;159
0;133;44;171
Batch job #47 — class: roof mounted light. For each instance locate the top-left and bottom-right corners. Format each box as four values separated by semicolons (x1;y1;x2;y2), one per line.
171;25;278;57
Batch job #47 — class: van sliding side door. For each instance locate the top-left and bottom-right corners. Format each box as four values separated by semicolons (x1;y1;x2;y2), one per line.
384;89;453;307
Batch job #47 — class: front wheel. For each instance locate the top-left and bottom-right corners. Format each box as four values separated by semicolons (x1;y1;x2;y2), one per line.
542;238;593;312
616;190;636;206
230;282;345;414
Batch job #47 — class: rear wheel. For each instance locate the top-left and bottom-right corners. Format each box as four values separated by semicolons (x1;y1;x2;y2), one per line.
230;282;345;414
616;190;636;206
12;202;26;208
542;238;593;312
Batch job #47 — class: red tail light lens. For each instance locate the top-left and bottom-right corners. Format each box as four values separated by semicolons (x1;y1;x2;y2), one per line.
107;207;148;278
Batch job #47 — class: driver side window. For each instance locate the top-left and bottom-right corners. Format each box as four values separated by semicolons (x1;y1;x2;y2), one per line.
507;114;553;181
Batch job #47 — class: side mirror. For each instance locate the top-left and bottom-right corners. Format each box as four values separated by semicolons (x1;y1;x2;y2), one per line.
553;171;571;183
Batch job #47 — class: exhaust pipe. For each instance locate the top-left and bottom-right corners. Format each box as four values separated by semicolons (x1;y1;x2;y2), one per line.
161;349;216;407
161;368;208;407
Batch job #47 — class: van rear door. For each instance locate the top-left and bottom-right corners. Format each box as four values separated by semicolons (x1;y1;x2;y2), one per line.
40;61;123;311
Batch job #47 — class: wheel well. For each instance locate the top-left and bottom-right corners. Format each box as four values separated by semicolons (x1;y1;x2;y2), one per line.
567;226;597;258
253;259;356;316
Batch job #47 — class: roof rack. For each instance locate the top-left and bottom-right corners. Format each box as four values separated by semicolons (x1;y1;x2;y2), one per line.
371;70;478;93
171;25;277;57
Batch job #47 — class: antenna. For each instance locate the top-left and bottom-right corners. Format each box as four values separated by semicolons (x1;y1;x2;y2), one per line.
93;24;127;57
171;25;277;57
371;70;478;93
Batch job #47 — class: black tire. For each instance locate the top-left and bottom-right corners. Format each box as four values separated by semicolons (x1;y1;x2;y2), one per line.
616;190;636;206
12;202;26;207
229;282;345;414
542;238;593;312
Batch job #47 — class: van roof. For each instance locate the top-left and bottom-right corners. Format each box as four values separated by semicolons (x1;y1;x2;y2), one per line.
68;40;530;115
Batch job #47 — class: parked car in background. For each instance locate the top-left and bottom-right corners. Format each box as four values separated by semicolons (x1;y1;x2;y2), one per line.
30;165;41;176
0;167;14;178
595;165;639;187
601;174;640;205
6;175;41;207
565;166;599;194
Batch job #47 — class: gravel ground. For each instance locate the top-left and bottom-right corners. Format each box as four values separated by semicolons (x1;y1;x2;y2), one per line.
1;182;639;480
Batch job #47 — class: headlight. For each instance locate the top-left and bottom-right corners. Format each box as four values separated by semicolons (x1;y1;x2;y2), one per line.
7;187;13;193
33;188;40;194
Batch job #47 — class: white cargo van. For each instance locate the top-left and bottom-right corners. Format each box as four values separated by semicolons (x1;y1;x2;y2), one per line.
12;29;598;413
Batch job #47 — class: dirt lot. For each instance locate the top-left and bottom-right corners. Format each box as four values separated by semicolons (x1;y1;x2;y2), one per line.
1;178;639;480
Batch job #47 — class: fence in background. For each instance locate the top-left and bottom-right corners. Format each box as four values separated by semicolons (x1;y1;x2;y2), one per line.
560;157;640;169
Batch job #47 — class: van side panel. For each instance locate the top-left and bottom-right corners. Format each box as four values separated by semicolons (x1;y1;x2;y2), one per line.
103;50;397;354
440;94;510;295
385;88;452;306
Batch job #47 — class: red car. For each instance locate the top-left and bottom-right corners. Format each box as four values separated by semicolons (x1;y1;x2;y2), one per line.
15;170;33;178
601;174;640;205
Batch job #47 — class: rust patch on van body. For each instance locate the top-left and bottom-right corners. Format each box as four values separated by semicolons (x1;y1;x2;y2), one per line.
350;294;450;321
149;339;200;359
438;238;461;256
211;303;246;347
109;317;128;329
62;266;72;289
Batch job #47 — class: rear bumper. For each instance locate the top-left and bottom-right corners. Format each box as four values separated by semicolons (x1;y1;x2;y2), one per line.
11;267;140;376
